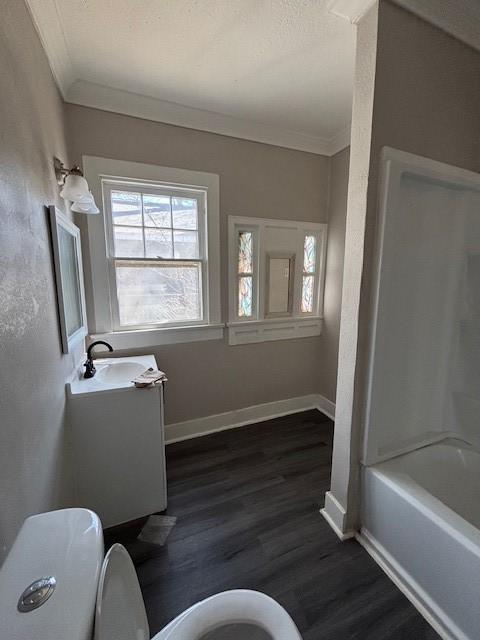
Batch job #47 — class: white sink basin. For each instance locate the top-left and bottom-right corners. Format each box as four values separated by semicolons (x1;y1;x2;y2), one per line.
96;361;146;384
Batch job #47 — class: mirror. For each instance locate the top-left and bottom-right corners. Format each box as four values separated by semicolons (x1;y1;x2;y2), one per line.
266;253;294;317
49;205;87;353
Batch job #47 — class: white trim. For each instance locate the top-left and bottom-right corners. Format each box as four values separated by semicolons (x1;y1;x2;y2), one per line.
165;393;335;444
66;80;346;157
328;0;378;24
227;316;323;345
25;0;75;97
82;156;221;344
228;215;328;344
320;491;355;540
357;529;459;640
329;0;480;59
90;323;224;350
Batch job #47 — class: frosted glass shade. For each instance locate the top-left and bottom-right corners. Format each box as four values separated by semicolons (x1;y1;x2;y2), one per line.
71;199;100;215
60;174;90;202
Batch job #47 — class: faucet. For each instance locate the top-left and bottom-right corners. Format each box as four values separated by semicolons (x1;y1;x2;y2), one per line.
84;340;113;378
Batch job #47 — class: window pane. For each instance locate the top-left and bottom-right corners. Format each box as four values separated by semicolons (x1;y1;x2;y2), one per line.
238;276;253;317
145;228;173;258
173;230;199;259
111;191;142;226
113;226;144;257
172;197;198;230
303;235;316;273
143;194;171;228
238;231;253;274
301;275;314;313
116;261;202;325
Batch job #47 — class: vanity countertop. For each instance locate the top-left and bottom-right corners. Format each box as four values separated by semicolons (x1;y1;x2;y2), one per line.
67;354;158;397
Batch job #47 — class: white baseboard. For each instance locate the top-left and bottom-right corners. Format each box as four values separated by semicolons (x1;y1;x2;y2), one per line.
165;393;335;444
320;490;355;540
357;529;460;640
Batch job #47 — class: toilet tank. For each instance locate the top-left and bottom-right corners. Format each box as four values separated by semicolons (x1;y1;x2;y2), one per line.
0;508;104;640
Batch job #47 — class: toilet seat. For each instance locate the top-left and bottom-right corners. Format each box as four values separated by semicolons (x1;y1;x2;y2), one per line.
153;590;302;640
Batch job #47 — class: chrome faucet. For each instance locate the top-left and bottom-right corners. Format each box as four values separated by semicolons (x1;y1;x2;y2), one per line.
84;340;113;378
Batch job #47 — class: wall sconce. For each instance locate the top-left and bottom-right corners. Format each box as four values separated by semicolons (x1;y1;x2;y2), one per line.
54;157;99;214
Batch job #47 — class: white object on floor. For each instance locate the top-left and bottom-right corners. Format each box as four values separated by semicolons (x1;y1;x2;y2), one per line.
138;515;177;546
0;509;303;640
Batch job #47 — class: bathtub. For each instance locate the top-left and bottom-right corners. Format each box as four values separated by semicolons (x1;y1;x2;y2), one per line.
361;439;480;640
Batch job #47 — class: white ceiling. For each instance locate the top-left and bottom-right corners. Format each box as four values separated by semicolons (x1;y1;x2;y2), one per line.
27;0;357;155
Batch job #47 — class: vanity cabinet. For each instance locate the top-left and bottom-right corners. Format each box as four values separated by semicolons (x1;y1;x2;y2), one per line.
67;355;167;528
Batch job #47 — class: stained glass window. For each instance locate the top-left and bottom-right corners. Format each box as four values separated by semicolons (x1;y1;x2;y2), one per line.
237;230;254;317
238;276;253;317
238;232;253;273
301;275;314;313
301;234;317;313
303;235;316;273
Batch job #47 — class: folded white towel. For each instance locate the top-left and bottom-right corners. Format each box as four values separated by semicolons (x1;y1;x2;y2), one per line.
132;367;168;388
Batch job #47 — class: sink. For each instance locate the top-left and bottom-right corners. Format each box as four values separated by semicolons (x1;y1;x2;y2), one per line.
96;361;146;384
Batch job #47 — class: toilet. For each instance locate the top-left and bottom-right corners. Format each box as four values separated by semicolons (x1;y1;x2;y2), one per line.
0;509;302;640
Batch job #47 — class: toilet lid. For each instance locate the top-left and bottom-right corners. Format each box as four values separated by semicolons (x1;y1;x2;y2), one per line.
94;544;150;640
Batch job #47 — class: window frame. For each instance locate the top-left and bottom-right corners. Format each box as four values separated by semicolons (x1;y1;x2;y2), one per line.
227;215;327;345
82;156;222;348
103;181;207;331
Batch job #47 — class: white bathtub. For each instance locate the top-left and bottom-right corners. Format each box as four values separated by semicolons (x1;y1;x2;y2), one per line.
361;439;480;640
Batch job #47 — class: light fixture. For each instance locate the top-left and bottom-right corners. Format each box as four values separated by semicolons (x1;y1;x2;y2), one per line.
54;157;99;214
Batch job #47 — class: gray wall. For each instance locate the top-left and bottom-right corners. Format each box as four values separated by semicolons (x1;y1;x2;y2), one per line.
66;105;346;423
331;0;480;529
320;147;349;402
0;0;76;558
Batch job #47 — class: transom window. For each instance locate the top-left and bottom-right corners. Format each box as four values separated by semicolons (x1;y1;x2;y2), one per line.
105;183;206;329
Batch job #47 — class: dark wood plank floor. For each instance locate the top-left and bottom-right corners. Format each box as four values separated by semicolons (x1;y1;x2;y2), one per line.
105;410;439;639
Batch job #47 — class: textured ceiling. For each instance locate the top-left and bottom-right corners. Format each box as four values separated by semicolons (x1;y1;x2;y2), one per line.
30;0;356;151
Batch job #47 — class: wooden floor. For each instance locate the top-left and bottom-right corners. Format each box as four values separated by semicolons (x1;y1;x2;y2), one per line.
105;410;439;639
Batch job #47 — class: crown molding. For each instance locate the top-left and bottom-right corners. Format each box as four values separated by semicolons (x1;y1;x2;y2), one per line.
391;0;480;53
66;80;348;157
329;0;480;53
328;0;378;24
25;0;75;97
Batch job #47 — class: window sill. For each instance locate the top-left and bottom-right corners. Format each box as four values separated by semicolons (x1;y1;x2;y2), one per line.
90;323;224;350
227;316;323;345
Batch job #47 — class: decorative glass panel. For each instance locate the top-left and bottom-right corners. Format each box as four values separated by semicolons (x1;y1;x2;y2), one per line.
238;276;253;317
113;226;144;257
143;194;171;228
111;191;142;226
303;235;316;273
116;261;202;325
145;228;173;258
172;197;198;229
301;275;314;313
238;231;253;274
173;230;199;259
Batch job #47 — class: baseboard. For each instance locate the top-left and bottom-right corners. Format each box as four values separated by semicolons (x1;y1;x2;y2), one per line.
320;491;355;540
357;529;460;640
165;393;335;444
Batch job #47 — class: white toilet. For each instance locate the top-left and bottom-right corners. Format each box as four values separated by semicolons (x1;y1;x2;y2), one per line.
0;509;302;640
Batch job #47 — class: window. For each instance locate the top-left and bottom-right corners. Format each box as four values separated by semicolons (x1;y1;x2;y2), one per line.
301;235;316;313
82;157;221;348
228;216;327;345
107;185;204;328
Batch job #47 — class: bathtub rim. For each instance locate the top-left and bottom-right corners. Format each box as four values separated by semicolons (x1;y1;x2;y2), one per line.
365;451;480;554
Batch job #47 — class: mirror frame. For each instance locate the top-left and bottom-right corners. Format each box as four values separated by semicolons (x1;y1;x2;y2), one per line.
265;252;295;318
48;205;87;354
